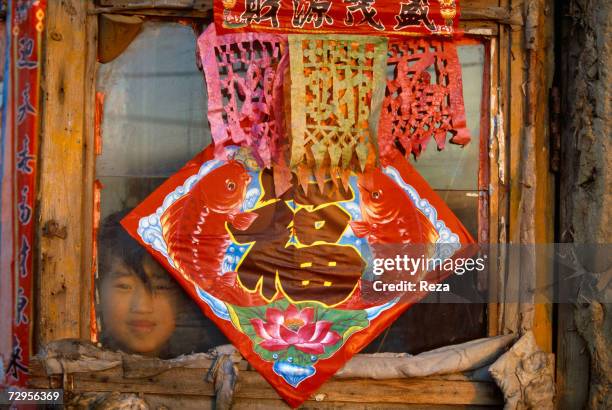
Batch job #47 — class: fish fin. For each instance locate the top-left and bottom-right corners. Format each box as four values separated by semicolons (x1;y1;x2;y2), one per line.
416;211;438;244
350;221;371;238
229;211;258;231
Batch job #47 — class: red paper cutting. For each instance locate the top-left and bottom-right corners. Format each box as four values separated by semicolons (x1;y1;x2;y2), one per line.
378;38;470;164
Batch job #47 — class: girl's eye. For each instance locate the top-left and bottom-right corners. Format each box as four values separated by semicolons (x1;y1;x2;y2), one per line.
371;190;382;200
114;283;132;291
226;179;236;191
153;284;173;292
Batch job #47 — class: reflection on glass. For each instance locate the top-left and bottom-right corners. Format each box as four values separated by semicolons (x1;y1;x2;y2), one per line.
410;45;484;191
97;22;211;178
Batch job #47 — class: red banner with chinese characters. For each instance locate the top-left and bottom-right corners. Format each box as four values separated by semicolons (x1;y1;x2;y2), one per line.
0;0;47;388
215;0;461;36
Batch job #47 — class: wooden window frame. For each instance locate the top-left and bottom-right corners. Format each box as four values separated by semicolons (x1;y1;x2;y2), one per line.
33;0;555;406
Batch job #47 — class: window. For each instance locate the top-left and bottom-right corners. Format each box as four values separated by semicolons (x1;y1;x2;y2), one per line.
30;2;559;408
95;22;227;357
94;22;490;357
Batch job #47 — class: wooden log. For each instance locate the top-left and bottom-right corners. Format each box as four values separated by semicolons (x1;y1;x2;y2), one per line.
494;0;510;338
232;398;497;410
89;0;515;31
501;0;527;337
28;356;503;406
98;0;211;8
143;394;215;410
530;0;555;353
462;6;523;26
82;8;99;347
236;371;502;405
30;368;503;406
38;0;91;344
555;0;611;406
519;0;554;351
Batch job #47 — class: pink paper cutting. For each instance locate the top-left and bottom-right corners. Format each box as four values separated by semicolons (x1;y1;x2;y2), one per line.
198;25;289;168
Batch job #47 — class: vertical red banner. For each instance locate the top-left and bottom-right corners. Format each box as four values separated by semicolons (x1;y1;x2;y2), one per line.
3;0;47;387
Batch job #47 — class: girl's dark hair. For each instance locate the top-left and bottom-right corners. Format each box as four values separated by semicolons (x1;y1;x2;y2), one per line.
97;210;150;285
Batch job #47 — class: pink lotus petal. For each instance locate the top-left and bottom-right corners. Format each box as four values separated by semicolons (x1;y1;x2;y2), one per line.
250;318;272;340
260;339;290;351
294;342;326;355
263;322;281;340
296;322;317;342
279;325;299;345
319;330;341;346
266;308;284;325
284;305;300;321
308;321;333;343
299;307;315;324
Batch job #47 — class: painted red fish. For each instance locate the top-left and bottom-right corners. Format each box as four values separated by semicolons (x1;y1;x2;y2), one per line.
160;161;258;285
350;167;438;245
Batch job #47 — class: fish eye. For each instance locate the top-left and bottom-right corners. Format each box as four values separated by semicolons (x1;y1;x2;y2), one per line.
371;190;382;200
225;179;236;191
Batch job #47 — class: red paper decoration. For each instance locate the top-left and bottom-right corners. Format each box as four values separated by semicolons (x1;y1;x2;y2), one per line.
198;25;289;168
378;39;471;164
122;146;475;407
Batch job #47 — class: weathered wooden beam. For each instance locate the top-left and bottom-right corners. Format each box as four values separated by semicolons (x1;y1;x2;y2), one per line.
37;0;92;344
556;0;611;407
462;6;523;26
29;361;503;406
528;0;555;354
89;1;519;28
98;0;211;8
81;9;99;344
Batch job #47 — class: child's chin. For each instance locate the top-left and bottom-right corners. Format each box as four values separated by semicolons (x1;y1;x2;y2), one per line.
121;334;163;356
127;343;162;357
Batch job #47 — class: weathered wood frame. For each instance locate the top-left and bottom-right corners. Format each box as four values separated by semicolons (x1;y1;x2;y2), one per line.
34;0;555;406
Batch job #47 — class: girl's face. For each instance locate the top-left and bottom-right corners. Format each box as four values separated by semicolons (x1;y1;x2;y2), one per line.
100;255;178;356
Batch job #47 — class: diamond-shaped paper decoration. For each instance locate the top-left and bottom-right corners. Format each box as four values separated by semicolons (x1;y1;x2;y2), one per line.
122;145;474;407
378;39;470;164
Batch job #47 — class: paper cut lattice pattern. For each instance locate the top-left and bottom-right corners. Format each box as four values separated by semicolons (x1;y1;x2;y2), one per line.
198;25;288;167
289;35;388;176
378;39;470;163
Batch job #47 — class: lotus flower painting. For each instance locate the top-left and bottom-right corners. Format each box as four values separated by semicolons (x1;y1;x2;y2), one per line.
250;305;341;355
122;144;474;407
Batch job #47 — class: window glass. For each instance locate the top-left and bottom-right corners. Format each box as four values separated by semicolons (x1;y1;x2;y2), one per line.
95;22;227;358
95;27;487;356
410;45;484;192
